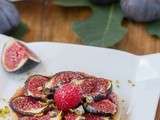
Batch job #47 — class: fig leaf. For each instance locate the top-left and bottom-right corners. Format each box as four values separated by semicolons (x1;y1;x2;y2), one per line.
54;0;91;7
6;22;28;40
147;21;160;37
54;0;127;47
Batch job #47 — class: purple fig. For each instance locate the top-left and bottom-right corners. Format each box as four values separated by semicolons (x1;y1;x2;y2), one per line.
44;71;88;95
19;111;61;120
121;0;160;22
64;112;85;120
85;113;110;120
0;0;20;33
72;78;112;102
108;92;118;105
84;99;117;115
9;96;48;116
1;40;40;72
25;75;50;99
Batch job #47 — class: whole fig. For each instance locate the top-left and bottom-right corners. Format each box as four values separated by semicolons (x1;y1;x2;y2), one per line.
0;0;20;33
121;0;160;22
90;0;118;5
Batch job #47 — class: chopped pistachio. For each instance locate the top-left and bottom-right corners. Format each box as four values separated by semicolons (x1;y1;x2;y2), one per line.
0;106;10;118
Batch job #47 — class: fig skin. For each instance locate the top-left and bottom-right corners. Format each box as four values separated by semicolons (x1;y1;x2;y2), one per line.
64;112;85;120
84;99;117;116
121;0;160;22
9;96;49;116
19;111;60;120
90;0;118;5
0;0;20;33
25;75;50;99
71;78;112;102
85;113;110;120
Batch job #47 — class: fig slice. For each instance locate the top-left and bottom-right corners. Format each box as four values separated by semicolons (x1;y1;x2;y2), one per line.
25;75;50;98
108;92;118;105
64;112;85;120
9;96;48;116
72;78;112;102
19;114;51;120
1;40;40;72
85;113;110;120
44;71;89;95
84;99;117;115
19;111;62;120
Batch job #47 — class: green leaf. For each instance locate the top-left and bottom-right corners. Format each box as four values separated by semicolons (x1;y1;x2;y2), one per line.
147;21;160;37
54;0;126;47
74;4;126;47
5;22;28;40
54;0;91;7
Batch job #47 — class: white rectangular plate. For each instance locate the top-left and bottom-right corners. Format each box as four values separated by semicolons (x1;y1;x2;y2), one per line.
0;34;159;120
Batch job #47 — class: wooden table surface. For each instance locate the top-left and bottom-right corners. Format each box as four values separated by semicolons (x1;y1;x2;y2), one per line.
14;0;160;55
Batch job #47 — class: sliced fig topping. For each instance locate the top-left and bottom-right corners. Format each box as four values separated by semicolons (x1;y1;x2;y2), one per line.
84;99;117;115
64;112;85;120
72;78;112;102
44;71;88;95
85;113;110;120
9;96;48;116
108;92;118;105
1;40;40;72
19;111;61;120
19;114;50;120
25;75;49;98
90;78;112;101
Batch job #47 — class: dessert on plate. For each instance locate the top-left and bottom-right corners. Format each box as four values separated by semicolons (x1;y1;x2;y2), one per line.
9;71;120;120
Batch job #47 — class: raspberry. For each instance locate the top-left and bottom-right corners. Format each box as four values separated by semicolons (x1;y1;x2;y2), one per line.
54;83;82;111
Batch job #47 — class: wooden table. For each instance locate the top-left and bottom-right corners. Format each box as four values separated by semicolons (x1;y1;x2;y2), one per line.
14;0;160;55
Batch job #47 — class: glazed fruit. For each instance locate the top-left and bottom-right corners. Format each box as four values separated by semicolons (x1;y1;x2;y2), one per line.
54;83;82;111
84;99;117;115
9;96;48;116
90;0;118;5
1;40;40;72
108;92;118;105
19;111;61;120
121;0;160;22
85;113;108;120
72;78;112;102
19;113;51;120
25;75;49;98
44;71;88;95
0;0;20;33
64;112;84;120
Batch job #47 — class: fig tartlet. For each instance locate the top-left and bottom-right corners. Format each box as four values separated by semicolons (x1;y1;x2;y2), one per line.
9;71;119;120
